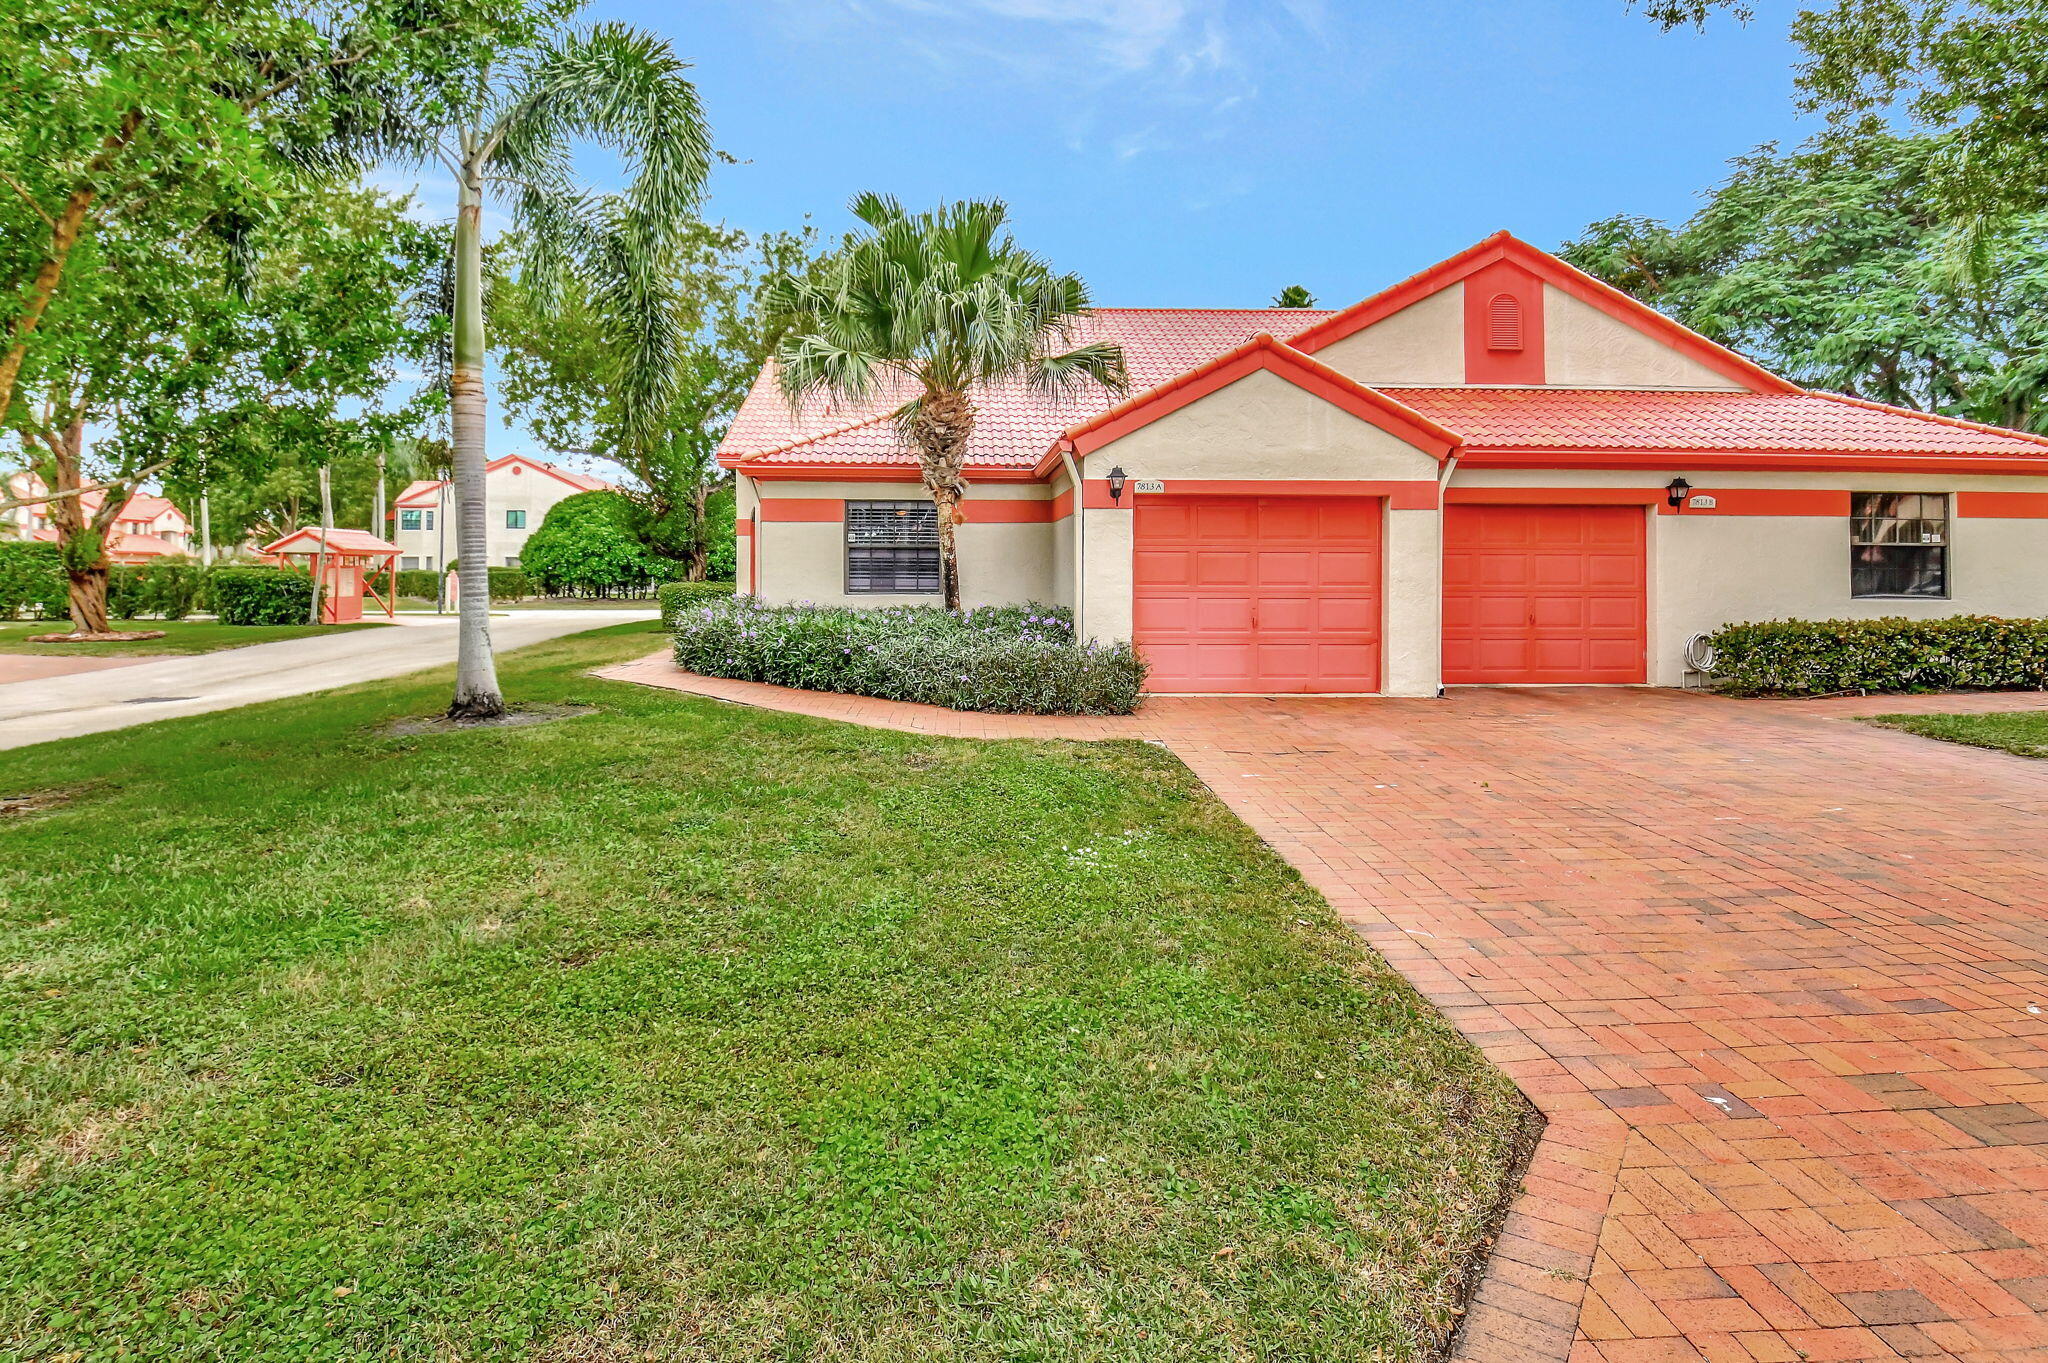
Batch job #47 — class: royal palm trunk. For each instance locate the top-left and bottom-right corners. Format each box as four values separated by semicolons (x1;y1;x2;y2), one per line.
447;169;504;718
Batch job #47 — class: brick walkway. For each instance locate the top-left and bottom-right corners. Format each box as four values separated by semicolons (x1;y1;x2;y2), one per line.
599;655;2048;1362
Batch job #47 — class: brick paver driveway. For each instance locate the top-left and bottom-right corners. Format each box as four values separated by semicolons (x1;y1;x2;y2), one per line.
603;658;2048;1362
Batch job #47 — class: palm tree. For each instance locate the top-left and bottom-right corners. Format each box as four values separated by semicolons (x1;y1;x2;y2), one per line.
1272;284;1317;307
769;195;1127;611
390;24;709;718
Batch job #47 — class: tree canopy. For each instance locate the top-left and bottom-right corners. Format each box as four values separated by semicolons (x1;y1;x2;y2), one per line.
518;489;675;595
1560;132;2048;432
494;219;814;580
1636;0;2048;221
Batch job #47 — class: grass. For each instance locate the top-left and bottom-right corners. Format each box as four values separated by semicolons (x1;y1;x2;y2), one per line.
0;622;1531;1362
0;619;386;656
1868;708;2048;757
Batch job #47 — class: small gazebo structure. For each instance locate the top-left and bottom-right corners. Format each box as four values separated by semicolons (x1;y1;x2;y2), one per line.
262;528;402;623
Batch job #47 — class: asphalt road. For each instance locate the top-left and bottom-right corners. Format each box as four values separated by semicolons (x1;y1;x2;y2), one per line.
0;610;656;751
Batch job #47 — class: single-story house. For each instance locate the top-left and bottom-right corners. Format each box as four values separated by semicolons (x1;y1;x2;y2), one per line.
717;232;2048;696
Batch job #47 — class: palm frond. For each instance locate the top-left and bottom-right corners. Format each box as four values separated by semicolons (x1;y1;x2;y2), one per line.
496;23;713;233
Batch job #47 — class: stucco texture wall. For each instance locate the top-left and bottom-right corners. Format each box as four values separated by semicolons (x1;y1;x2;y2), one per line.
1312;285;1464;387
750;482;1056;609
1456;469;2048;685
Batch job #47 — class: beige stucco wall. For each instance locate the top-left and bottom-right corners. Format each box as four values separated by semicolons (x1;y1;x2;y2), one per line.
750;481;1055;609
1383;508;1442;696
1312;284;1465;387
1542;286;1746;391
1453;467;2048;685
1093;369;1443;483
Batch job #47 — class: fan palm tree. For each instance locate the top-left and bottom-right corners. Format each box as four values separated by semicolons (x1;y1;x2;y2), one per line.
769;195;1127;611
389;24;710;718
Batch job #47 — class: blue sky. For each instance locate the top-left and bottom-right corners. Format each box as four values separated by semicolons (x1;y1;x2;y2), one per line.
590;0;1813;305
381;0;1818;452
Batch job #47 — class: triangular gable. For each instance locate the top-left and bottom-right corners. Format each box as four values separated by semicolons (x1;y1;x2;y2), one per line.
1287;231;1797;395
1037;333;1461;475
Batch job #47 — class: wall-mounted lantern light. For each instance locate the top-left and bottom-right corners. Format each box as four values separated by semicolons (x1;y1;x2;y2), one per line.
1107;465;1128;504
1666;476;1693;510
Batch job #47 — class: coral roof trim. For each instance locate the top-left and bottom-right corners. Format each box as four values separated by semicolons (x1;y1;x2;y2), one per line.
264;527;402;555
1285;231;1797;396
1037;334;1460;474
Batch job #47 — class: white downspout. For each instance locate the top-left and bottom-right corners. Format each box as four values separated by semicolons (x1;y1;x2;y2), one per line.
1058;444;1086;640
1435;451;1460;699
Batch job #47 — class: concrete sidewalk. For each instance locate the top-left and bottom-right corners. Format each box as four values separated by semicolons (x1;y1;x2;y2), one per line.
0;610;655;751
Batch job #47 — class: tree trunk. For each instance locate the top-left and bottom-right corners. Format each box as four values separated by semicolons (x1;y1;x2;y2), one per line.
66;565;111;634
687;482;709;582
45;417;114;634
909;388;974;611
447;164;503;719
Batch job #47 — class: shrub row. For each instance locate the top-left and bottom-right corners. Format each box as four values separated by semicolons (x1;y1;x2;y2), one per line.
0;541;68;620
1707;615;2048;695
1;543;216;621
670;599;1147;715
656;579;738;628
212;567;320;626
388;566;531;602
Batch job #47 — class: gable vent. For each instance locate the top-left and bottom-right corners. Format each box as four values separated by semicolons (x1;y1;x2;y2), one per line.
1486;292;1523;352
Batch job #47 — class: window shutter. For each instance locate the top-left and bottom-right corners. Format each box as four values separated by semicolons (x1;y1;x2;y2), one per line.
1486;292;1523;352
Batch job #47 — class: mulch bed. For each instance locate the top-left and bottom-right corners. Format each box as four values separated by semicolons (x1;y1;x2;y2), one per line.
26;630;168;643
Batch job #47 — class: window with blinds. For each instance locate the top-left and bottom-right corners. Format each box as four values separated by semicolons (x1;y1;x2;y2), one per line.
845;500;941;594
1851;492;1948;598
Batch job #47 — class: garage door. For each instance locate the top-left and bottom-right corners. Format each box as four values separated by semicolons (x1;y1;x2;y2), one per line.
1134;495;1381;693
1442;503;1646;685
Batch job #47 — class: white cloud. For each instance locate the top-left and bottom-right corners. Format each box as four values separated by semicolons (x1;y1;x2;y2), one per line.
776;0;1318;162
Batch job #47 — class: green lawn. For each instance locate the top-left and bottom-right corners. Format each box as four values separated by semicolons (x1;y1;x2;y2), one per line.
0;622;1531;1362
1869;707;2048;757
0;619;385;656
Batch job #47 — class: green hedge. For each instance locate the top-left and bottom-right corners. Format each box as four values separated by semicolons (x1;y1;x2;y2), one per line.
394;569;441;600
390;567;530;602
656;579;737;629
0;541;68;620
212;567;320;626
1707;615;2048;695
670;600;1147;715
108;560;210;620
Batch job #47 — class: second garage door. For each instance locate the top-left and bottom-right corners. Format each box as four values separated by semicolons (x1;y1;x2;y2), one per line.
1134;495;1382;693
1442;503;1647;685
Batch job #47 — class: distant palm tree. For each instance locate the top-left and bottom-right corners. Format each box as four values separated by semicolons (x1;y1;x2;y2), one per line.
384;24;710;718
1272;284;1317;307
769;195;1127;611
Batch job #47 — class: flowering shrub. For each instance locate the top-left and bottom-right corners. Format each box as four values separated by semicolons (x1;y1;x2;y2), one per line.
1707;615;2048;695
670;599;1147;714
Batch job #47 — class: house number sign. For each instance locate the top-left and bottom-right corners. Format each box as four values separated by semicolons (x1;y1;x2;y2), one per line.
1133;479;1166;494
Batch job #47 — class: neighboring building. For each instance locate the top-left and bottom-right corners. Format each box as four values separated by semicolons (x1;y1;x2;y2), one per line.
4;472;194;561
388;454;617;571
719;231;2048;695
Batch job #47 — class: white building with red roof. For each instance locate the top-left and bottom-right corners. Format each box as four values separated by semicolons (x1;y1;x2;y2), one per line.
3;473;194;562
719;232;2048;695
387;454;618;571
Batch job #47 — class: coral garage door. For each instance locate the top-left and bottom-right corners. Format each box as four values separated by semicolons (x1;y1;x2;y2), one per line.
1442;503;1647;684
1134;495;1382;693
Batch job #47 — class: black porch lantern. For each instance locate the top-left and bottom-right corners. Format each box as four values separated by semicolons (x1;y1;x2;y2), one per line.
1666;476;1693;510
1106;465;1128;504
